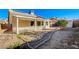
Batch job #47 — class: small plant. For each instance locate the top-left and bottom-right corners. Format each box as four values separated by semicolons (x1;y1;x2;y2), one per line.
73;28;79;32
16;34;21;39
7;42;21;49
20;31;37;35
73;30;78;32
16;34;32;42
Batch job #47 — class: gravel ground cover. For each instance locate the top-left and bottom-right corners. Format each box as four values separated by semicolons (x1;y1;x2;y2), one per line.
0;31;47;48
38;28;79;49
58;28;79;49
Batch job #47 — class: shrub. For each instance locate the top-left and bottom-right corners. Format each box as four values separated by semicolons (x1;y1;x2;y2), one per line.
7;42;21;49
57;20;68;27
16;34;21;39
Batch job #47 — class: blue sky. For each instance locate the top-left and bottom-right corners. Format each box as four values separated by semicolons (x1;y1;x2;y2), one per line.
1;9;79;20
0;9;8;20
14;9;79;20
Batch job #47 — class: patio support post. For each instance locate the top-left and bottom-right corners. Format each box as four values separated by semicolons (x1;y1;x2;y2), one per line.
16;17;19;34
44;21;46;26
48;21;50;28
41;21;43;26
34;19;37;31
43;21;46;29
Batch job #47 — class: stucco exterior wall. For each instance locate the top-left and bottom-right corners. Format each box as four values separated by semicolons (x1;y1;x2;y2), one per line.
12;16;16;27
19;20;31;27
12;17;31;27
8;11;13;24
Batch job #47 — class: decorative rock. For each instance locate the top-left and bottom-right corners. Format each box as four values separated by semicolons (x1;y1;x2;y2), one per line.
74;41;78;44
63;43;68;46
71;45;79;48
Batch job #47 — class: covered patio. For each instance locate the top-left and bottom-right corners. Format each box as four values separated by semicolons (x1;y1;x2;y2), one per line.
12;15;50;34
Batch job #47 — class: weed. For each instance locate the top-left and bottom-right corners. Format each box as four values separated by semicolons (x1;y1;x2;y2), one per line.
7;42;21;49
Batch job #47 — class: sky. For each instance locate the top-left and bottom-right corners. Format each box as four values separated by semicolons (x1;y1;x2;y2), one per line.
1;9;79;20
0;9;8;20
14;9;79;20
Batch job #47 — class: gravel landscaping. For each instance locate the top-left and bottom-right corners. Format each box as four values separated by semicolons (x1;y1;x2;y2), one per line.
0;28;79;49
0;31;48;48
59;28;79;49
0;34;24;48
38;28;79;49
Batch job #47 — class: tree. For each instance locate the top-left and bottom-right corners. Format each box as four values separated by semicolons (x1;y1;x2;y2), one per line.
57;20;68;27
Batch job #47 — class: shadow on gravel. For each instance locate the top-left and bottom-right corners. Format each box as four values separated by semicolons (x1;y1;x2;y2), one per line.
14;28;79;49
15;30;57;49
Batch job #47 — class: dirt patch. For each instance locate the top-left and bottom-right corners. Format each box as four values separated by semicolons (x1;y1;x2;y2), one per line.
0;31;47;48
0;34;24;48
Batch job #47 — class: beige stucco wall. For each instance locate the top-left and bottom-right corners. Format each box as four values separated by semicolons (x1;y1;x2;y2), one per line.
12;17;31;27
12;16;16;27
8;10;13;24
19;20;31;27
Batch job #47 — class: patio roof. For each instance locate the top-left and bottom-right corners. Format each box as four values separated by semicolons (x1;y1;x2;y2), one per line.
9;10;45;21
9;10;36;17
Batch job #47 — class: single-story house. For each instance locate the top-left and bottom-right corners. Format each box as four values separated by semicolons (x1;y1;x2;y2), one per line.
8;10;52;34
